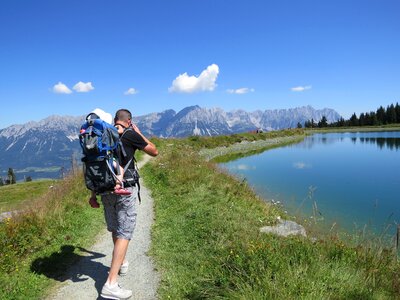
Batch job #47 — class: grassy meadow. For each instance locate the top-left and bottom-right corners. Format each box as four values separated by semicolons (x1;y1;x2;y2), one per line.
0;172;105;300
0;179;57;213
143;130;400;299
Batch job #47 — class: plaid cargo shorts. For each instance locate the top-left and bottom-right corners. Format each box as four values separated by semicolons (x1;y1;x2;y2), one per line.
101;186;137;240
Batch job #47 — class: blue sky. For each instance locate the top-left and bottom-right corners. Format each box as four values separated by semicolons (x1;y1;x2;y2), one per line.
1;0;399;129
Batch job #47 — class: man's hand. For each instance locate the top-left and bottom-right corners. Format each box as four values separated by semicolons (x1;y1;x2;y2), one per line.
131;123;141;134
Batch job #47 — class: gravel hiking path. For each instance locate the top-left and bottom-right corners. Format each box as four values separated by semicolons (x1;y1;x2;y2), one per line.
48;154;159;300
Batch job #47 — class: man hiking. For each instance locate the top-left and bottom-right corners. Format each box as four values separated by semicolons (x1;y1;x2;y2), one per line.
90;108;158;299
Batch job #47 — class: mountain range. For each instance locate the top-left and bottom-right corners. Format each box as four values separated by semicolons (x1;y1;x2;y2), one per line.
133;105;340;137
0;105;340;179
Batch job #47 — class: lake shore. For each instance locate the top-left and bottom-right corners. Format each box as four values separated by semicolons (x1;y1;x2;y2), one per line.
199;134;306;162
199;125;400;163
143;132;400;298
306;125;400;133
219;129;400;239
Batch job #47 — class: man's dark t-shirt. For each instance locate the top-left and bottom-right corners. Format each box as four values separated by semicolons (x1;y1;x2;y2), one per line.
120;129;148;170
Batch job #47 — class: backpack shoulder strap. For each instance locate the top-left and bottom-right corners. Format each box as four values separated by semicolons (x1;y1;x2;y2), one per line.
119;127;134;158
118;127;142;203
120;126;133;138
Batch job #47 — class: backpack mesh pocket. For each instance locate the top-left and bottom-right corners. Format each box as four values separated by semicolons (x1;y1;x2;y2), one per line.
83;159;116;193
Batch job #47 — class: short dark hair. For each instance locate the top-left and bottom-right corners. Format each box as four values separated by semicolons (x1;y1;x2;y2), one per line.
114;109;132;122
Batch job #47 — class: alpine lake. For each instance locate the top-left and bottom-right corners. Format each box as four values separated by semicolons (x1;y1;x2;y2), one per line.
220;131;400;238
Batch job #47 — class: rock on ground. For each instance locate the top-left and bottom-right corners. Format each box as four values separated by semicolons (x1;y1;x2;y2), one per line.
260;219;307;237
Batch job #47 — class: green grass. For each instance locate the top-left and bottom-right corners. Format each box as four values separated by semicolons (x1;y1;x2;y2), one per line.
142;131;400;299
0;180;57;213
15;166;61;173
0;173;105;300
184;128;305;150
202;135;305;163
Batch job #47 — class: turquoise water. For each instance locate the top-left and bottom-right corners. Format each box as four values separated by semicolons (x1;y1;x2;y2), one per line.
221;131;400;235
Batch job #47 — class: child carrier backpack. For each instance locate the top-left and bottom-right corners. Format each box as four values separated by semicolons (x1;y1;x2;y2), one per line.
79;112;122;193
79;113;142;200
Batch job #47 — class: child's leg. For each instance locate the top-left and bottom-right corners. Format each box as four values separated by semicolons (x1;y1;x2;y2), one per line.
113;160;124;188
118;165;125;187
113;163;131;195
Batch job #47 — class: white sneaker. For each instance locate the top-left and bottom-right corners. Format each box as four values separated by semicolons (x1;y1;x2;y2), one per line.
119;261;129;276
101;282;132;300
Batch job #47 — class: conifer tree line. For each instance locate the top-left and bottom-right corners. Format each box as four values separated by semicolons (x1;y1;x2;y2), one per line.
0;168;17;186
303;103;400;128
0;168;33;186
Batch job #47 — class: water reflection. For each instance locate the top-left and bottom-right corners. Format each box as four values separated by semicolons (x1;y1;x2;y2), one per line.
301;133;400;151
359;137;400;150
298;136;336;149
349;136;400;150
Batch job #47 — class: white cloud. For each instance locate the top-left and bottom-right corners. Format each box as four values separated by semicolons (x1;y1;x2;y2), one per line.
227;87;255;94
53;82;72;94
230;164;256;171
293;162;311;169
291;85;312;92
168;64;219;93
124;88;138;95
73;81;94;93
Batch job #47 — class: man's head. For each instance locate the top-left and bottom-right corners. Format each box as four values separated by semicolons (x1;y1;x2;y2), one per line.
114;109;132;127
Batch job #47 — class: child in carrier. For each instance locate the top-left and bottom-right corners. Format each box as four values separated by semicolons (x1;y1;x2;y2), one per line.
112;158;131;195
88;109;131;208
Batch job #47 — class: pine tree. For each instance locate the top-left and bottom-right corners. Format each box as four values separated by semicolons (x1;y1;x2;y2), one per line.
364;112;371;125
8;168;16;184
349;113;359;126
318;116;328;128
359;113;366;126
376;106;386;125
297;122;303;129
0;177;3;186
387;104;397;124
370;112;378;126
395;102;400;124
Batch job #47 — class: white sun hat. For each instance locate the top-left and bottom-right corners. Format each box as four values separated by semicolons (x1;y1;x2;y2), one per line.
91;108;113;125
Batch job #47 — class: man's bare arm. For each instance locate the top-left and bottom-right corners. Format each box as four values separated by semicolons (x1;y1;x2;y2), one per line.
131;124;159;157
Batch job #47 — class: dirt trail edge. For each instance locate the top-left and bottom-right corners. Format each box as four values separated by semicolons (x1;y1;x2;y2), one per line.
48;154;160;300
